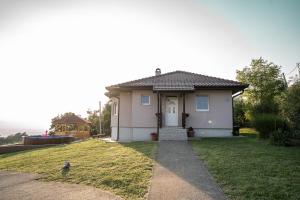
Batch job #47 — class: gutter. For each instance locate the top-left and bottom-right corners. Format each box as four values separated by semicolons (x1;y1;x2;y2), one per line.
232;90;244;99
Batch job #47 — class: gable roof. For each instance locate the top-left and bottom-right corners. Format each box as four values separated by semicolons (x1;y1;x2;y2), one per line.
106;70;248;93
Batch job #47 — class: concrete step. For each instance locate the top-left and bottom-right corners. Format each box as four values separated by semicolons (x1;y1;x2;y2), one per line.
159;127;187;141
159;136;187;141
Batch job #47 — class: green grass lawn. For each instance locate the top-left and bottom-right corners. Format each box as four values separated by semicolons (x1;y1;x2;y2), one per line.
191;132;300;200
0;139;156;200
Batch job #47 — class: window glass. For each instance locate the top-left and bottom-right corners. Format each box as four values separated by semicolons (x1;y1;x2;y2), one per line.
196;96;209;111
141;95;150;105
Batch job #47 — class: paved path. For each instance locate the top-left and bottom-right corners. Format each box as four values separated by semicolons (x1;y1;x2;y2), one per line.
0;171;122;200
148;141;225;200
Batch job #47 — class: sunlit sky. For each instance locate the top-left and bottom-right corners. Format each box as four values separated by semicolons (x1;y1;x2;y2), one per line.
0;0;299;129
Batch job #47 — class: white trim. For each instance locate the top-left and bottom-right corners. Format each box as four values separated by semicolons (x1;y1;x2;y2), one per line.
141;95;151;105
196;95;209;112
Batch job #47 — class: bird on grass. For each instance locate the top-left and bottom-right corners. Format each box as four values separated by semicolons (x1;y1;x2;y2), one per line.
62;161;70;170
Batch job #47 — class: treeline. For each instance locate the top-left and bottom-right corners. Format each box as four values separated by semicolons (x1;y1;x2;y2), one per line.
234;58;300;146
0;132;27;145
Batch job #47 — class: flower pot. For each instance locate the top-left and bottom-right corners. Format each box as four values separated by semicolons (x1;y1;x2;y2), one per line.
150;133;158;141
187;131;195;137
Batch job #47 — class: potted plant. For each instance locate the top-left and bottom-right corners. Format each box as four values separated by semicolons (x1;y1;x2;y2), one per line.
150;132;158;141
187;127;195;137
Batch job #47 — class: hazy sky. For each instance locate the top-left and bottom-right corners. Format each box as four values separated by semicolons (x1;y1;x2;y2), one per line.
0;0;299;129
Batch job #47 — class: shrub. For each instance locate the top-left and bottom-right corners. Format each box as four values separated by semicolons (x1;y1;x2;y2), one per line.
279;81;300;129
270;129;292;146
252;114;288;139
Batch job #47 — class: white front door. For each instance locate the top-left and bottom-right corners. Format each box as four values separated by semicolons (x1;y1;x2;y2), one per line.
165;97;178;126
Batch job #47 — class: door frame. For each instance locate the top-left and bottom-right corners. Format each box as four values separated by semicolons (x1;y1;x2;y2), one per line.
165;96;179;126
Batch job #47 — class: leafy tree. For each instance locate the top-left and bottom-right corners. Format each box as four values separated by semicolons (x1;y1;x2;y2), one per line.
279;81;300;129
49;112;88;135
236;58;286;114
87;110;100;135
101;102;111;135
233;97;250;127
86;102;111;136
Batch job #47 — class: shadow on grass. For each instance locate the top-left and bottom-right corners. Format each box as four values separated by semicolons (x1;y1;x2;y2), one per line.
61;168;70;177
120;141;157;159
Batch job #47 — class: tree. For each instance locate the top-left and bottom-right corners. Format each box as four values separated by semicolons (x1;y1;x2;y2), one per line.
101;102;111;135
86;102;111;136
49;112;77;135
279;81;300;129
236;58;286;114
233;97;249;127
87;110;100;135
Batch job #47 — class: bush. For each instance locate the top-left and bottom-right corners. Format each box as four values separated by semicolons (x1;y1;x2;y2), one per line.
270;129;292;146
233;98;247;127
253;114;288;139
279;81;300;129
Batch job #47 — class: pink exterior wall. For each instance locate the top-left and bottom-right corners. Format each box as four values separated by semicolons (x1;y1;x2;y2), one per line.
111;90;157;128
131;90;157;127
113;90;232;129
185;90;233;129
119;92;132;127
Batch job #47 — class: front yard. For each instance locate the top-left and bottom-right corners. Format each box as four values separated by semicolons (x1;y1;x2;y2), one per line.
191;130;300;200
1;131;299;200
0;139;156;200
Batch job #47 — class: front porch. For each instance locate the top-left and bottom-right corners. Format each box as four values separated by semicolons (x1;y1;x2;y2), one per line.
155;92;190;140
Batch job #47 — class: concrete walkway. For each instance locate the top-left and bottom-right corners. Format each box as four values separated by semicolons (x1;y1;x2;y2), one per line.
0;171;122;200
148;141;225;200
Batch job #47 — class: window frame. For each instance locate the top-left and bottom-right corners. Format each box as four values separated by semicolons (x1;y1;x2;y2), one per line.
141;95;151;106
196;95;209;112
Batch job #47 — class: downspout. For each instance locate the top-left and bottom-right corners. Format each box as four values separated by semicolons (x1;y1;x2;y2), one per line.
157;92;160;138
183;93;186;128
159;93;162;128
232;90;244;126
116;96;120;141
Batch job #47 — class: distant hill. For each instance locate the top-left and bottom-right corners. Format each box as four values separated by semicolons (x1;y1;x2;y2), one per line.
0;121;45;137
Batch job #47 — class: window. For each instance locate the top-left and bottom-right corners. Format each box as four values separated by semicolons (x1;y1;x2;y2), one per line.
196;96;209;111
113;102;118;115
141;95;150;105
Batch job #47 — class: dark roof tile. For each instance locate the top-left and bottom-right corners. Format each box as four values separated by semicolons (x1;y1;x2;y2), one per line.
106;70;248;91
